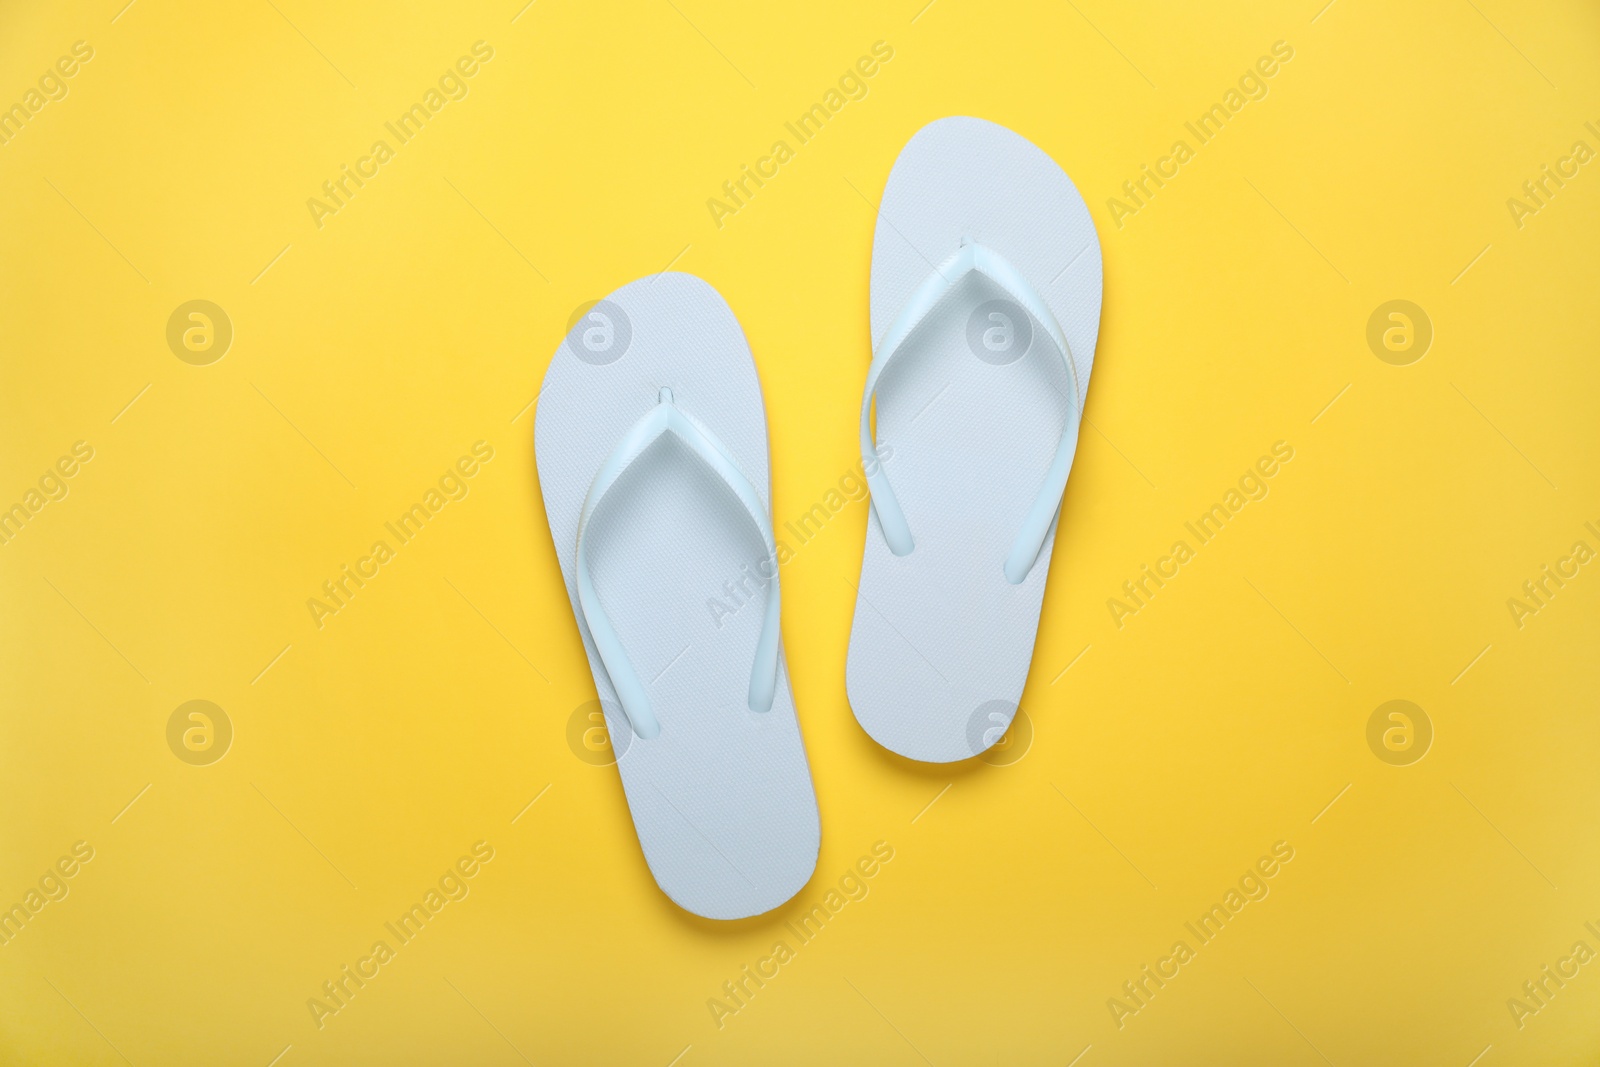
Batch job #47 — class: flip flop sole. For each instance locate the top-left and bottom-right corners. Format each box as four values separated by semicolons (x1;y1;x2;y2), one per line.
848;117;1103;763
536;273;820;919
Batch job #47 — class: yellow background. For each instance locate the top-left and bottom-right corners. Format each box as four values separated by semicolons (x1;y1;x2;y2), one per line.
2;0;1598;1063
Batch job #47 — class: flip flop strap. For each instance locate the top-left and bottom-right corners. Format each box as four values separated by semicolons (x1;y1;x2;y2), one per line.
859;238;1082;584
576;387;781;740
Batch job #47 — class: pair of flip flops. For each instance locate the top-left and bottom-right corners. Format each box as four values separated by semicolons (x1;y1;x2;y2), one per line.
535;117;1103;920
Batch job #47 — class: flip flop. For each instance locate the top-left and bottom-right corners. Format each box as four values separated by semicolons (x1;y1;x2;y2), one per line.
847;117;1103;763
535;273;820;919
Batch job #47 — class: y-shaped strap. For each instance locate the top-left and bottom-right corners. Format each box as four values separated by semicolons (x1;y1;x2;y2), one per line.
576;388;781;740
859;239;1082;585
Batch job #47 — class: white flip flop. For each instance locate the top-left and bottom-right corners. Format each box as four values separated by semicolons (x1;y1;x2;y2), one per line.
535;273;820;919
847;117;1103;763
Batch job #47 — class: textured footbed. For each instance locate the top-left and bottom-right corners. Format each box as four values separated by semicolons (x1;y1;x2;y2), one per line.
535;273;820;920
846;117;1103;764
